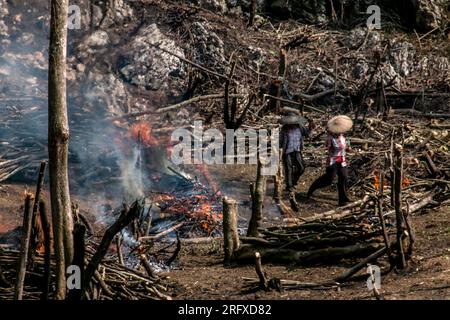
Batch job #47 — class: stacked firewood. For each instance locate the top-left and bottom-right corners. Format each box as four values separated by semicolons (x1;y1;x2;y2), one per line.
0;249;171;300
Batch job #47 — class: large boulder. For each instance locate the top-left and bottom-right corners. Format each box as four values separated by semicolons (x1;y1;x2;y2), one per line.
83;71;129;116
388;40;415;77
118;24;185;91
416;55;450;79
92;0;134;28
191;21;226;72
341;28;382;50
413;0;447;31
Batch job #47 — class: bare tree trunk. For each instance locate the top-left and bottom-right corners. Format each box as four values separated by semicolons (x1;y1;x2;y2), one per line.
247;160;267;237
48;0;73;300
223;197;239;264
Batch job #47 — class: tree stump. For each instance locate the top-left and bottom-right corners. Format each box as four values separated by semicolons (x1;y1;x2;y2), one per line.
223;197;240;264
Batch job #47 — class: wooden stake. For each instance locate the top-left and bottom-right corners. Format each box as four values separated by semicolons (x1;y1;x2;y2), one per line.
139;254;156;279
67;222;86;300
29;161;47;267
247;160;267;237
377;169;391;257
255;252;268;290
393;144;406;269
38;200;51;300
404;201;415;257
116;233;124;266
14;193;34;300
223;197;240;264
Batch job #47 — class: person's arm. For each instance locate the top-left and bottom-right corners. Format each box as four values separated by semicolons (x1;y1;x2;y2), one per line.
300;125;310;138
346;136;352;153
280;127;287;151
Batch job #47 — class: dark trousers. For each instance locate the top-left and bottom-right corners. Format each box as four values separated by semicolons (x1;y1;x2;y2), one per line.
308;162;350;204
283;151;305;196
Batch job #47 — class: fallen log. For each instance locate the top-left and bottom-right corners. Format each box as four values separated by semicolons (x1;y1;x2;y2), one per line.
335;246;387;282
234;242;384;264
139;221;184;241
301;195;371;222
383;192;435;217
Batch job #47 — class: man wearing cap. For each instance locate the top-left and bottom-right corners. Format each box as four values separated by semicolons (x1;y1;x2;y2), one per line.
280;112;314;211
307;115;353;206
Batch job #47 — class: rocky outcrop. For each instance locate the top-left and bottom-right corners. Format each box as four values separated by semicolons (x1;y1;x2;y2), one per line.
118;24;185;92
83;72;129;116
414;0;447;31
341;28;382;50
191;21;226;72
388;40;415;77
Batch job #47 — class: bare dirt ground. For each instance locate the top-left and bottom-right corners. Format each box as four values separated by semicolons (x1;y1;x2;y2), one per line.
163;165;450;300
1;161;449;300
165;204;450;300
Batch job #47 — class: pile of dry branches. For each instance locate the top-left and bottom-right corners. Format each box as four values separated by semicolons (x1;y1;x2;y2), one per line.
0;248;171;300
0;195;173;300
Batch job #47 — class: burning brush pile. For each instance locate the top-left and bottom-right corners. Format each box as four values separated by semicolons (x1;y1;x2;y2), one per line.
118;121;224;241
0;199;174;300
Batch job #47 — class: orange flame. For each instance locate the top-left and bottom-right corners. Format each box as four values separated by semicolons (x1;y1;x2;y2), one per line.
374;172;411;190
130;122;158;147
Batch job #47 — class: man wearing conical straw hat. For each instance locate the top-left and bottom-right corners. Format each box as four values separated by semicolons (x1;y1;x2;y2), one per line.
307;115;353;206
280;112;315;211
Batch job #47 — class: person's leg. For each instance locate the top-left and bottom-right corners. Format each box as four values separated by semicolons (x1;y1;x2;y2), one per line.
291;152;305;188
283;153;294;193
307;164;337;197
337;164;351;205
287;152;304;211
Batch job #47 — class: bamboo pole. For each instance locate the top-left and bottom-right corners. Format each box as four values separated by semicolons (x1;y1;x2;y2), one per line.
14;193;34;300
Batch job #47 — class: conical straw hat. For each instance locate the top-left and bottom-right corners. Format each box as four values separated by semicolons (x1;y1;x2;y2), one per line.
280;113;307;126
327;115;353;134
